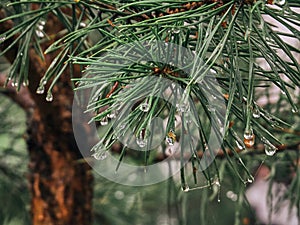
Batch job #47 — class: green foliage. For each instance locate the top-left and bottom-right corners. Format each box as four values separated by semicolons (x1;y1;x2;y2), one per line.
0;95;30;225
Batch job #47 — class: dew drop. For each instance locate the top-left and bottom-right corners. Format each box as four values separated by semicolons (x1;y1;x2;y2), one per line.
181;184;189;192
92;151;107;160
136;137;147;148
36;85;45;94
235;140;245;150
252;108;260;118
37;25;44;31
244;128;255;148
292;107;298;114
166;130;176;146
107;110;117;119
46;92;53;102
172;28;181;34
136;130;147;148
264;144;277;156
247;177;254;183
79;22;86;28
166;136;174;145
13;82;18;87
244;137;255;148
0;35;6;43
276;0;285;5
100;117;108;126
36;30;45;38
244;128;254;140
204;143;209;151
215;180;221;203
41;79;47;85
39;20;46;26
139;102;150;112
226;191;238;202
114;190;124;200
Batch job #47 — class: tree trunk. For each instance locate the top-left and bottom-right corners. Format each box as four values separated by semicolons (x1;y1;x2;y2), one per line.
24;46;93;225
26;103;93;225
0;8;94;225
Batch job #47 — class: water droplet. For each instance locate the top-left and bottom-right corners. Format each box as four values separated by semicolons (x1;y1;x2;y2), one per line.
36;85;45;94
46;92;53;102
92;151;107;160
139;102;150;112
166;130;176;145
39;20;46;26
22;81;29;86
276;0;285;5
181;184;189;192
264;144;277;156
281;90;286;95
244;128;254;140
226;191;238;202
244;136;255;148
41;79;47;85
114;190;125;200
204;143;209;151
20;53;23;56
172;28;181;34
292;107;298;114
166;136;174;145
220;126;224;134
11;82;18;87
214;179;221;203
36;30;44;38
0;35;6;43
136;130;147;148
252;108;260;118
107;110;117;119
100;117;108;126
79;22;86;28
211;95;217;100
37;25;44;31
247;177;254;183
244;128;255;148
236;140;245;150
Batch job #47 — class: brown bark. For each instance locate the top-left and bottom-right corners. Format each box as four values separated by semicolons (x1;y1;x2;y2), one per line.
1;7;93;225
26;95;93;225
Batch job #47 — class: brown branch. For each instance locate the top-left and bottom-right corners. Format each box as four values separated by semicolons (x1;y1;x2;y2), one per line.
154;142;300;162
0;72;35;112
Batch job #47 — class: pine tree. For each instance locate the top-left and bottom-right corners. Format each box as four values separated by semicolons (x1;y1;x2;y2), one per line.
0;0;299;225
